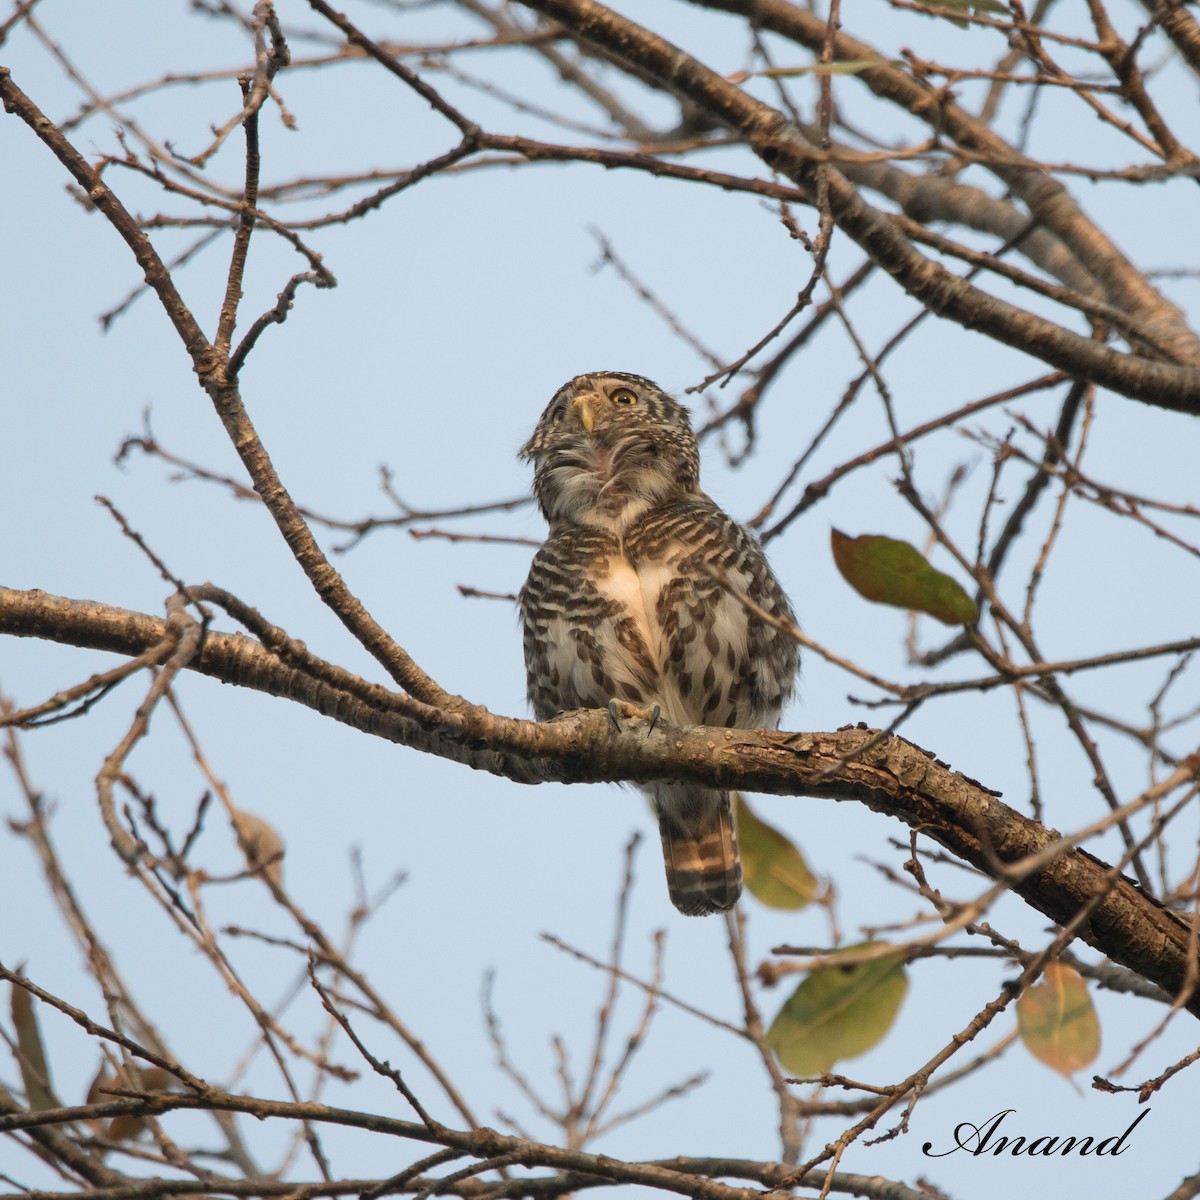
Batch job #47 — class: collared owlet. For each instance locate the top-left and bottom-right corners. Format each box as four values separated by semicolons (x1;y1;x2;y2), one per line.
519;372;799;915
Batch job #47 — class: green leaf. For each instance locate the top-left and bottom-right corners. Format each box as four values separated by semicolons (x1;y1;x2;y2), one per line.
1017;963;1101;1077
830;529;979;625
736;793;816;910
765;942;909;1075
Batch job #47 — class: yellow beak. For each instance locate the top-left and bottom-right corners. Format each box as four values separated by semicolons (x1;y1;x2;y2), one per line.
572;394;597;432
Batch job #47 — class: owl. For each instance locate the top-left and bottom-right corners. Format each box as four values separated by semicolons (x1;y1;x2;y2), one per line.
519;372;799;915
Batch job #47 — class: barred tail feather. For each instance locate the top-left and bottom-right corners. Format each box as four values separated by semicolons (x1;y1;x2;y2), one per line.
654;784;741;916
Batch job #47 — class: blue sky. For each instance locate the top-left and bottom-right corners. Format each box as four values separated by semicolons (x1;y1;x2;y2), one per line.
3;3;1200;1198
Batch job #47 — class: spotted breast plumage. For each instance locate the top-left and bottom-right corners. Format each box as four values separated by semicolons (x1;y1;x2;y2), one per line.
518;372;799;916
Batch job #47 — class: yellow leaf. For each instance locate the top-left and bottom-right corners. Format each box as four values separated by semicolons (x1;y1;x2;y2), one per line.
1017;962;1100;1077
765;943;909;1075
736;793;816;910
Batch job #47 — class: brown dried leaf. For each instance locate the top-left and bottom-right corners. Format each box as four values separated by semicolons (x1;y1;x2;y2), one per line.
10;978;57;1111
231;808;285;886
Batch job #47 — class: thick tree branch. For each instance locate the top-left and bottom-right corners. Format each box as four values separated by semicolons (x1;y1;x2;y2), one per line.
692;0;1200;363
1136;0;1200;80
514;0;1200;413
2;584;1196;1014
0;65;463;710
0;1095;931;1200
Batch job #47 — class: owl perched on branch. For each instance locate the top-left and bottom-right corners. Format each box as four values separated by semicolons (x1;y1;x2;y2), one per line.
519;372;799;916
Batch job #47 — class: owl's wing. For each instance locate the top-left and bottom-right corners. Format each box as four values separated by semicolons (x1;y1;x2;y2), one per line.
630;497;798;731
519;528;661;720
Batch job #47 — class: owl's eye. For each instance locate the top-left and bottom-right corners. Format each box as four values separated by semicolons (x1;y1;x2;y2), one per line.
611;387;638;406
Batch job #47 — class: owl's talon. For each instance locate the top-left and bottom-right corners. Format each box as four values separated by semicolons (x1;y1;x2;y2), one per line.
607;700;661;735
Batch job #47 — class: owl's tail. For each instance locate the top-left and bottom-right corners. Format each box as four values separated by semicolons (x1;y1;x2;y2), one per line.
653;784;741;916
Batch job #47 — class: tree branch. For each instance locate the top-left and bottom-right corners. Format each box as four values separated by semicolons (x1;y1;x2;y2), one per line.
694;0;1200;363
0;1093;970;1200
2;584;1196;1014
513;0;1200;413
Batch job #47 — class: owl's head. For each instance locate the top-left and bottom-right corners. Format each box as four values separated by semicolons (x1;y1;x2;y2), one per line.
521;372;701;530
